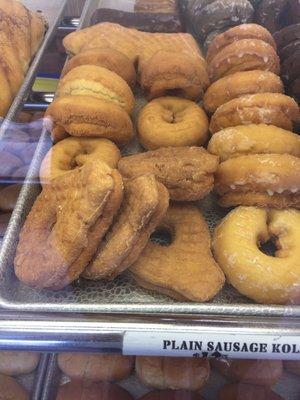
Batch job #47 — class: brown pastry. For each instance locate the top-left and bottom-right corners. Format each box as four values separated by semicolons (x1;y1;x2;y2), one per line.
218;383;283;400
139;391;206;400
61;47;136;87
283;360;300;376
0;212;11;237
130;204;225;302
56;381;133;400
0;373;28;399
136;357;210;390
255;0;288;33
118;147;219;201
0;351;40;376
134;0;177;13
58;353;134;381
84;174;169;280
212;359;283;386
0;185;22;212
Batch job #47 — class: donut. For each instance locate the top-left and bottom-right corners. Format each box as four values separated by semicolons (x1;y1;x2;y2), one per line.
57;65;135;115
58;353;134;381
206;24;276;64
281;50;300;84
204;28;228;53
56;381;133;400
0;351;40;376
209;93;299;133
213;206;300;304
207;124;300;161
191;0;254;41
140;390;206;400
284;361;300;377
136;356;210;390
211;359;283;386
0;374;28;400
203;70;283;113
208;39;280;82
138;97;209;149
0;185;22;212
39;137;121;185
44;95;134;144
130;204;225;302
140;51;209;100
61;47;136;87
255;0;288;33
0;213;11;237
273;23;300;51
214;154;300;208
218;383;283;400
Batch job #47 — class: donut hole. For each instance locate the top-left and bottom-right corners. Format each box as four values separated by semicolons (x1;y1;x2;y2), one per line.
150;227;173;246
259;236;277;257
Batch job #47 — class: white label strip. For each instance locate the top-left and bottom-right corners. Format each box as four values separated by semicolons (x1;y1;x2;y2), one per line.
123;331;300;360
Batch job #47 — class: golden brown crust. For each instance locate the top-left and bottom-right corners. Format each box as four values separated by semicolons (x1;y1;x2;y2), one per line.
206;24;276;64
61;47;136;87
0;373;28;400
203;71;284;113
56;381;133;400
140;390;206;400
208;39;280;83
218;383;283;400
44;95;134;144
57;65;135;114
118;147;219;201
209;93;299;133
39;137;121;185
83;174;168;280
58;353;134;381
130;204;225;302
138;96;209;149
0;351;40;376
136;357;210;391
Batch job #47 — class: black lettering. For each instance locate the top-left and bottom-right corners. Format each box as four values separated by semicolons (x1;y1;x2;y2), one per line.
180;341;188;350
240;343;249;352
272;344;281;353
194;342;202;351
215;343;223;352
171;340;179;350
249;343;258;352
260;343;268;353
224;342;232;352
282;344;291;353
163;340;171;349
207;342;214;351
292;344;300;353
233;342;240;351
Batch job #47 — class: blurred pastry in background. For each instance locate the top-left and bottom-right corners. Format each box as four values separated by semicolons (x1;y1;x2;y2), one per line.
0;351;40;376
56;381;133;400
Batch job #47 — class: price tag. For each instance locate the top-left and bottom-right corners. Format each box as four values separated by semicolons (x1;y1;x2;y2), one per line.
123;331;300;359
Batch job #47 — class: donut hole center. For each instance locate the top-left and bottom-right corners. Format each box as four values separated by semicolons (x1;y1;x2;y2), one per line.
259;236;277;257
150;227;173;246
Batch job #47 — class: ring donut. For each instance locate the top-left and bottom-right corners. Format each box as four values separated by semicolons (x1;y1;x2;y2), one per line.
39;137;121;185
44;95;134;144
208;39;280;82
209;93;299;133
61;47;136;87
206;24;276;64
141;51;209;100
213;206;300;304
214;154;300;209
138;97;209;149
255;0;288;34
57;65;135;115
203;71;283;113
208;124;300;161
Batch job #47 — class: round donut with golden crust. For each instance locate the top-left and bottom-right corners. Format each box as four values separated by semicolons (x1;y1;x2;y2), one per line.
61;47;136;87
206;23;276;64
141;51;209;100
136;356;210;391
57;65;135;115
213;206;300;304
0;374;28;400
209;93;299;133
215;154;300;209
140;390;205;400
44;95;134;144
208;39;280;83
218;383;283;400
138;97;209;150
39;137;121;185
208;124;300;161
211;359;283;386
203;71;283;113
284;361;300;377
0;351;40;376
56;381;133;400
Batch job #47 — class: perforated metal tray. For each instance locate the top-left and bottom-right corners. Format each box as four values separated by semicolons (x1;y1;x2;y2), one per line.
0;0;299;318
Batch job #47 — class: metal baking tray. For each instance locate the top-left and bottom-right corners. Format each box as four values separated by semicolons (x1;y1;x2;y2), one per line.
0;0;299;318
40;353;300;400
0;0;67;139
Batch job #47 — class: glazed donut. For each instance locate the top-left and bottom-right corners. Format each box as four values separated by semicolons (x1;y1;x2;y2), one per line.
61;47;136;87
58;353;134;381
138;97;209;149
213;206;300;304
203;71;283;113
273;23;300;53
136;356;210;390
56;381;133;400
281;51;300;85
207;124;300;161
0;374;28;400
130;204;225;302
284;361;300;377
255;0;288;34
0;351;40;376
218;383;283;400
206;24;276;64
57;65;135;115
39;137;121;185
211;359;283;386
141;51;209;100
44;95;134;144
140;390;206;400
214;154;300;208
208;39;280;83
209;93;299;133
